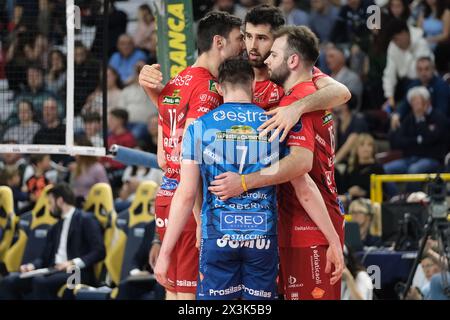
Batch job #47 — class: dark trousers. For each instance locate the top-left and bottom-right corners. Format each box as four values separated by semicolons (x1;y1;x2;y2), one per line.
116;280;165;300
0;272;70;300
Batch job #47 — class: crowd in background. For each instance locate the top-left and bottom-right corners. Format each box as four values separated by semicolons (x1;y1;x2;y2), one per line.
0;0;449;300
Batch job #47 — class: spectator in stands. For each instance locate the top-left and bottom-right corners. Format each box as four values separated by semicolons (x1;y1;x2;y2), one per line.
75;41;100;115
13;0;39;29
309;0;339;43
142;114;159;155
83;112;103;148
387;0;412;24
101;109;136;191
326;45;363;108
109;34;147;86
338;134;385;203
392;57;450;129
0;183;105;300
147;30;158;65
330;0;373;53
348;198;382;247
382;19;433;111
0;167;30;214
132;4;156;54
33;98;65;145
341;245;374;300
279;0;310;26
45;49;66;97
0;143;28;178
118;61;157;140
408;254;442;299
3;100;41;145
82;67;123;116
11;66;56;125
69;136;108;207
115;221;165;300
115;143;163;212
333;94;369;164
385;86;447;178
212;0;248;21
417;0;450;50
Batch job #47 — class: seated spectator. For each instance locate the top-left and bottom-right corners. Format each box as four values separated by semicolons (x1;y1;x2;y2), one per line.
45;49;66;97
101;109;136;191
408;254;442;299
115;222;165;300
326;45;363;108
384;86;447;178
82;112;103;148
69;136;109;207
330;0;373;53
3;100;41;145
109;34;147;86
341;245;374;300
279;0;310;26
132;4;156;54
33;98;65;145
0;144;28;177
115;144;163;212
333;95;369;164
21;154;53;211
9;66;57;125
82;67;123;116
212;0;248;21
75;41;100;115
0;167;30;214
141;114;159;155
348;198;382;247
386;0;412;25
118;61;157;140
0;183;105;300
382;19;433;111
417;0;450;51
338;134;385;202
309;0;339;43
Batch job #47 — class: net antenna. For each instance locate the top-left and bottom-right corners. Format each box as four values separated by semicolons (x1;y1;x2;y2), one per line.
0;0;107;157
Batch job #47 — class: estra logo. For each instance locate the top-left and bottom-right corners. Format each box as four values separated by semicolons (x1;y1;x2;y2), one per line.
212;110;268;123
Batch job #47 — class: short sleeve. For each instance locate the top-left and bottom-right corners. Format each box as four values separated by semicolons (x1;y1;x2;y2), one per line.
286;113;315;153
186;80;222;119
181;121;202;163
312;66;329;84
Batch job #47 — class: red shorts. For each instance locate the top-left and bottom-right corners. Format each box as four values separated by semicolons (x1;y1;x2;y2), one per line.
156;200;199;294
279;245;341;300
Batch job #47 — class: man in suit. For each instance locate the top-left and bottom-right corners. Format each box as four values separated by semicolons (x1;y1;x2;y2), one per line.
0;183;105;300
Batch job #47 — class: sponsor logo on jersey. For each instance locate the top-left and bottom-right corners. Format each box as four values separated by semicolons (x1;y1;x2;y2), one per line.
268;88;280;103
212;110;268;123
162;90;181;105
208;80;218;94
312;248;323;285
215;125;267;142
287;275;304;289
315;133;326;147
220;212;268;232
216;236;272;249
160;176;178;191
322;112;333;126
311;287;325;299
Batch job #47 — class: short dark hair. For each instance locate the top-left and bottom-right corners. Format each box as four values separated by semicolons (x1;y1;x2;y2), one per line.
218;58;255;87
109;108;129;126
245;4;285;31
48;183;76;206
274;26;319;67
29;154;49;166
417;56;434;65
197;11;242;55
388;18;409;39
83;112;101;123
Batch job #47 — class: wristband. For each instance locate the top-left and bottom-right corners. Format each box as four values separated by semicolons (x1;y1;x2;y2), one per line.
241;175;248;192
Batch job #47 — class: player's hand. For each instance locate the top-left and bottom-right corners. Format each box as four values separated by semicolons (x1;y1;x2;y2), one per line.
149;242;161;270
154;252;174;290
258;104;303;143
390;113;401;130
325;241;344;285
139;64;163;90
20;263;35;273
208;172;244;200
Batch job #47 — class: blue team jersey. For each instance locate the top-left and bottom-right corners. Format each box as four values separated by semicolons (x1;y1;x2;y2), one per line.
182;103;285;241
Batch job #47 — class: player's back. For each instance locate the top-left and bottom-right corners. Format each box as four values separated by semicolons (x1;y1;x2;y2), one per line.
183;103;283;242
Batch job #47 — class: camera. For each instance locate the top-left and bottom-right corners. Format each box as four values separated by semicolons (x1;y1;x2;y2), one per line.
427;174;448;219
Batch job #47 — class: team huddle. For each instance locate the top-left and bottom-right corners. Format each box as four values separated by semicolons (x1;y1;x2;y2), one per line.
138;5;351;300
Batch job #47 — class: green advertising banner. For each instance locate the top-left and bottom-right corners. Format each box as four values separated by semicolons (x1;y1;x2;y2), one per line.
151;0;196;83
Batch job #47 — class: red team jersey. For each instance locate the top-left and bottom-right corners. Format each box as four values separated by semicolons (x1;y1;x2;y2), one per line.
277;80;345;248
156;66;223;206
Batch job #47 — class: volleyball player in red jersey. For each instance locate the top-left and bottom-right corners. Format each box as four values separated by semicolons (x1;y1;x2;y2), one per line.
209;26;345;300
140;11;244;300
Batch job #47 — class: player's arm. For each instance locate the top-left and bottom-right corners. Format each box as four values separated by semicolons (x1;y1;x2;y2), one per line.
154;160;200;288
139;64;164;107
209;146;312;199
290;174;344;284
259;76;351;142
